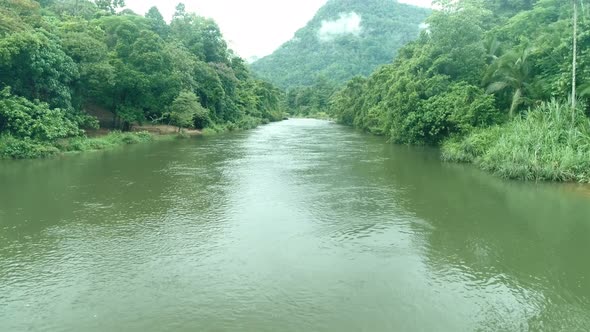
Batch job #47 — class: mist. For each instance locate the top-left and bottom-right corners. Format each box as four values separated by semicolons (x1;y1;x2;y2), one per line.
318;12;362;42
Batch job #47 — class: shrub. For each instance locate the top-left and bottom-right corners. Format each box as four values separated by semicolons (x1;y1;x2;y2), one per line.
237;116;262;130
394;83;501;145
0;135;59;159
0;88;82;141
201;128;219;136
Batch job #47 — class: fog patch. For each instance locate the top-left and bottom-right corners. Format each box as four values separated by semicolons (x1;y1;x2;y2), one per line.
419;22;431;35
318;12;362;42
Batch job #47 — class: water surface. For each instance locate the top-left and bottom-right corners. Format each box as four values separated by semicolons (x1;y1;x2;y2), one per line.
1;119;590;331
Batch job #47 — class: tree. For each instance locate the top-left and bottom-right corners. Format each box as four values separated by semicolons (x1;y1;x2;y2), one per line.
173;3;186;19
145;6;168;38
57;18;115;108
572;0;578;120
486;47;535;118
170;91;207;131
48;0;97;19
0;29;79;109
0;0;284;157
95;0;125;14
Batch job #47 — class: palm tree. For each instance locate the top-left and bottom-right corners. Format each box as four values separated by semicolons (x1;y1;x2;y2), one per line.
486;47;535;118
483;37;501;65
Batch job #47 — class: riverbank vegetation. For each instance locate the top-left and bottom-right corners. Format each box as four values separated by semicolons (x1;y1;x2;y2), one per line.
442;100;590;182
0;130;156;159
321;0;590;182
0;0;284;159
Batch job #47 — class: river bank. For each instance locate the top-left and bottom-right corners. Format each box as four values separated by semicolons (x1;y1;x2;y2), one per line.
0;123;199;160
441;101;590;184
0;131;166;160
0;118;281;160
326;99;590;184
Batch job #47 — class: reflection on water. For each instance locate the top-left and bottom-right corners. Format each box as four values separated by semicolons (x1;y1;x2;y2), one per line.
1;119;589;331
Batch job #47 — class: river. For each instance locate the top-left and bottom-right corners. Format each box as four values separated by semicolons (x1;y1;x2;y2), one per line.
1;119;590;331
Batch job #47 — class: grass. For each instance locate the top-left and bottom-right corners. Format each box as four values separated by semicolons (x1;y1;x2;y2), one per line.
58;131;154;152
0;116;284;159
441;126;503;163
442;100;590;183
0;131;156;160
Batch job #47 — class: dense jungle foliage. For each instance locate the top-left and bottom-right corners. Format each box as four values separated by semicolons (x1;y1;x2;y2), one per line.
0;0;284;159
250;0;431;89
325;0;590;182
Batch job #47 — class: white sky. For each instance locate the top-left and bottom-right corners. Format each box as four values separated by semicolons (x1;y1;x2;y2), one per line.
124;0;432;60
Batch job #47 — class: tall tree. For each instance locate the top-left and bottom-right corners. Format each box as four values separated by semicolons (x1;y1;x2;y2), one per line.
95;0;124;14
145;6;168;38
169;90;204;131
486;47;535;118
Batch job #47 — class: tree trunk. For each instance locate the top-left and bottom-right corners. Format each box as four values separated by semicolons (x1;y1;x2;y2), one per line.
572;0;578;122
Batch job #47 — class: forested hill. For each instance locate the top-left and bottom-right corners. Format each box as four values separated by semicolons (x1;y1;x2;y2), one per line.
329;0;590;183
250;0;431;89
0;0;284;159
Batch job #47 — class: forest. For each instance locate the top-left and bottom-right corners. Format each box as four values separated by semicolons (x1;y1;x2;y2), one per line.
0;0;284;159
1;0;589;183
251;0;430;89
325;0;590;183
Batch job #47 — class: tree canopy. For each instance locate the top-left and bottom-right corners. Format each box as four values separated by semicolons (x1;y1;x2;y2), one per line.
0;0;285;146
327;0;588;145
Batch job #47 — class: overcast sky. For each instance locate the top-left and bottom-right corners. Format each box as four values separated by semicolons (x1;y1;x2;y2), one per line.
124;0;432;60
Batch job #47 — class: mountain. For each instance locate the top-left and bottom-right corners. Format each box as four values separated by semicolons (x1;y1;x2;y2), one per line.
250;0;431;89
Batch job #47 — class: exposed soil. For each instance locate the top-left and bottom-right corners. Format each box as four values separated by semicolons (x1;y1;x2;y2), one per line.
85;125;202;138
131;124;202;136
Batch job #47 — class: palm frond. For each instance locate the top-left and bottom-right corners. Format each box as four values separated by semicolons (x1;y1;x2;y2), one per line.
509;88;523;118
579;82;590;97
486;81;509;94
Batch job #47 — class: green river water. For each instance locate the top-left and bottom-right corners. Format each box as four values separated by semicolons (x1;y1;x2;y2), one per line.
1;119;590;331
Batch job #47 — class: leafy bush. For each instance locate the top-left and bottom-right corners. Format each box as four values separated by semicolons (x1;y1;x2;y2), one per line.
201;128;219;136
0;88;82;141
0;135;59;159
225;122;237;132
236;116;262;130
393;83;501;145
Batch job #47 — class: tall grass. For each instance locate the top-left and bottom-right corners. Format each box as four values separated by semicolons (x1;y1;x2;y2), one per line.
442;100;590;182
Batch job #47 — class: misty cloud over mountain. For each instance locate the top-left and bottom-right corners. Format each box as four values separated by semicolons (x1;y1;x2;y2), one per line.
318;12;362;42
251;0;431;88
